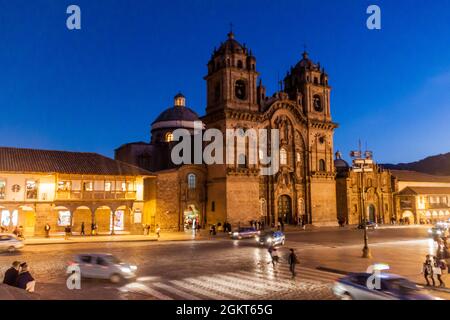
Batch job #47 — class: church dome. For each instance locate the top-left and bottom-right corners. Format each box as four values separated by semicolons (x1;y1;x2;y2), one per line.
334;158;350;169
152;106;200;124
295;51;317;70
213;32;246;57
151;93;203;131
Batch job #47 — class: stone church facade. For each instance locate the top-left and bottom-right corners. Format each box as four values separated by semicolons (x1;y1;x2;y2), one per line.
116;32;339;230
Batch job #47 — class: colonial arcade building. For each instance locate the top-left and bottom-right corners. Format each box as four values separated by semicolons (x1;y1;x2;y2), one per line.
0;147;153;236
116;31;339;229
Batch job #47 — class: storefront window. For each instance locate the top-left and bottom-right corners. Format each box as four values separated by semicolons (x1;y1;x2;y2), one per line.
1;210;18;227
58;211;71;226
26;180;38;199
121;182;126;192
105;181;112;192
57;181;71;191
0;180;5;199
111;210;124;231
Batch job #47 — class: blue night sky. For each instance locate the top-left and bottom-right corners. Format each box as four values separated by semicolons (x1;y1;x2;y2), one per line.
0;0;449;163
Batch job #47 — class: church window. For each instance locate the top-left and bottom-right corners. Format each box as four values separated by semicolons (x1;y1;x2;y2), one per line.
238;154;247;168
319;159;326;171
211;201;215;212
280;148;287;165
313;95;323;112
296;152;301;163
214;82;221;101
165;132;174;142
237;60;243;68
235;80;246;100
188;173;196;189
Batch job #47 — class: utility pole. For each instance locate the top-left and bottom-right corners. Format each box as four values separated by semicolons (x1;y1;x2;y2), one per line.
350;146;373;259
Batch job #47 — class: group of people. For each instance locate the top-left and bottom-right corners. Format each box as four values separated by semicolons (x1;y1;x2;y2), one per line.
3;261;35;293
268;246;299;278
0;226;25;239
44;221;92;239
422;236;449;287
250;220;265;231
143;224;161;238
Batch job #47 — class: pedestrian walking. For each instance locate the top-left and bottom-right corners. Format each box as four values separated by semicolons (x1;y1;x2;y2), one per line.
15;263;35;292
44;223;51;238
422;255;435;286
433;257;446;288
80;222;85;236
277;221;281;231
288;248;299;278
64;225;70;240
3;261;21;286
91;222;96;236
268;247;279;267
156;224;161;239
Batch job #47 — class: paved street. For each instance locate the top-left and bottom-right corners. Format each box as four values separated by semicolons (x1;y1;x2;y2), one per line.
1;226;449;300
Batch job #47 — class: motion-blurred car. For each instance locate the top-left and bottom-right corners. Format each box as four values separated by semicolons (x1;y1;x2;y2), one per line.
0;234;24;252
357;221;378;230
428;225;449;239
230;227;260;240
68;253;137;283
333;272;438;300
256;231;285;247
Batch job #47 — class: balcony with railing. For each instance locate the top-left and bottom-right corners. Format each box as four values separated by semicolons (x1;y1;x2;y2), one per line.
55;190;137;201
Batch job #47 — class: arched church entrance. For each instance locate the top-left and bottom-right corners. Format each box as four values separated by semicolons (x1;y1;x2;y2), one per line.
183;204;200;231
368;204;376;223
278;195;293;225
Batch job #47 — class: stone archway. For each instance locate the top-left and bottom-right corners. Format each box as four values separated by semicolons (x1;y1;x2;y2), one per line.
72;206;93;235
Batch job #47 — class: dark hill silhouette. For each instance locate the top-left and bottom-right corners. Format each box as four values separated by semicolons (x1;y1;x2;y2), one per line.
382;152;450;176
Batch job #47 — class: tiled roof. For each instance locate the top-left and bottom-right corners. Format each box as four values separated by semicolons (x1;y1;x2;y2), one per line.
390;170;450;183
0;147;152;176
399;186;450;195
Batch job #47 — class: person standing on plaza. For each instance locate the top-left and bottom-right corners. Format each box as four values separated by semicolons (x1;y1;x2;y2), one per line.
288;248;299;278
80;222;85;236
44;223;51;238
156;224;161;239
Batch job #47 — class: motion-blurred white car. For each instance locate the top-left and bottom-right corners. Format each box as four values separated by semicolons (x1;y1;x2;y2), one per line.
68;253;137;283
0;234;24;252
333;272;439;300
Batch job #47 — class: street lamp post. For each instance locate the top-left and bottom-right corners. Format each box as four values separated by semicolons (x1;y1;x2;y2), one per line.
350;149;373;259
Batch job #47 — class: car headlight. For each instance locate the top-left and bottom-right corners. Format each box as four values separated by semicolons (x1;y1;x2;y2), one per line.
255;236;260;242
266;237;273;243
130;265;137;271
120;267;132;273
232;232;238;237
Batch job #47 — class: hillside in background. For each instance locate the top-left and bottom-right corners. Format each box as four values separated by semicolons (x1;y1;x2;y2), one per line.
382;152;450;176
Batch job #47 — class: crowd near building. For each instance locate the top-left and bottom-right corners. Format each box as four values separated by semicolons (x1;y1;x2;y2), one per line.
1;32;449;236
